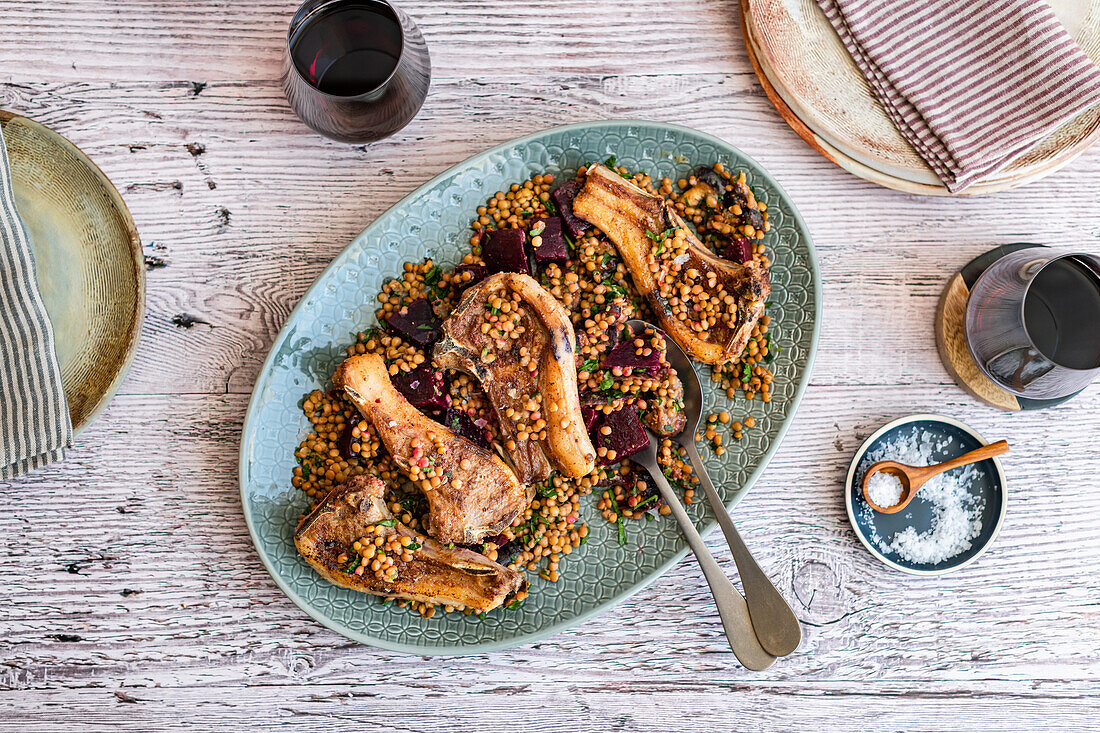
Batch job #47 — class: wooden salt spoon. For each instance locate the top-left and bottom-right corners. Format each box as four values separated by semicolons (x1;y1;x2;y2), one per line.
862;440;1010;514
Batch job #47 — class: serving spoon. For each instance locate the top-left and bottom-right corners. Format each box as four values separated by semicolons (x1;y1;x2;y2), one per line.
861;439;1009;514
627;320;802;659
633;430;776;670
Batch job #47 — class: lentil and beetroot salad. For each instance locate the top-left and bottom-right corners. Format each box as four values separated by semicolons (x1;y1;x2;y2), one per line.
292;159;778;618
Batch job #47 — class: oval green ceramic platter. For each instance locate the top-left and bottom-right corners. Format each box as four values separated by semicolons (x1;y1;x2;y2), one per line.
240;120;821;654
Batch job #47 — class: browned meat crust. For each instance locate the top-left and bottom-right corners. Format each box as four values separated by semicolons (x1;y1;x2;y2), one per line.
295;476;525;613
572;164;770;365
334;353;532;545
434;272;596;482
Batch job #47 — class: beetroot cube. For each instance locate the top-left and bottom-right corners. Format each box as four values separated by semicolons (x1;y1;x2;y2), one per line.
531;217;569;263
720;236;753;264
440;408;489;448
452;263;487;291
337;420;358;460
595;406;650;465
582;406;600;434
391;366;448;411
600;339;663;373
551;180;592;240
482;228;531;275
386;298;441;347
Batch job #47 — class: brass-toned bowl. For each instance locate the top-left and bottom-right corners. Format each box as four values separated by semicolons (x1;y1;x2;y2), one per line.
1;111;143;433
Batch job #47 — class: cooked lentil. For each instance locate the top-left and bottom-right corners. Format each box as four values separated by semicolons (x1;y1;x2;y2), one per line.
290;160;776;618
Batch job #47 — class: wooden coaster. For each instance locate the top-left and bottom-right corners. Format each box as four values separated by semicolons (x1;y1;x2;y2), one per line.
934;243;1085;411
935;272;1021;410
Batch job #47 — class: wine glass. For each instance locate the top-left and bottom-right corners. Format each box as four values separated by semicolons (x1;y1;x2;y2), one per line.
965;249;1100;399
281;0;431;143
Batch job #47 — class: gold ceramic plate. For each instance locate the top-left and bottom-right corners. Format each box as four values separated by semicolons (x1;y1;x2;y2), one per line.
742;0;1100;195
0;111;143;432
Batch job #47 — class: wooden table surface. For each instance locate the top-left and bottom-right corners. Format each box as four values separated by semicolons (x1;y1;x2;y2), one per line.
2;2;1098;730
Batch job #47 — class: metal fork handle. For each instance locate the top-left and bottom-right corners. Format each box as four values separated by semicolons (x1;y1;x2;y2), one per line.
681;439;802;657
647;463;776;671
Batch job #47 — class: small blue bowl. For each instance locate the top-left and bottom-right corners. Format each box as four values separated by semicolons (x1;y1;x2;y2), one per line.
844;414;1007;575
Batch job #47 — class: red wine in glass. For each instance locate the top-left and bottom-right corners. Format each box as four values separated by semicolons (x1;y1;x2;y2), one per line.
282;0;431;143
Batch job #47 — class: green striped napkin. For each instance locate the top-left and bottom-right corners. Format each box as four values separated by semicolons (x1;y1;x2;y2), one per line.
0;124;72;479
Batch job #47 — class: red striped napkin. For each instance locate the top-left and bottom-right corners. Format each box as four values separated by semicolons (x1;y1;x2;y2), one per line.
815;0;1100;191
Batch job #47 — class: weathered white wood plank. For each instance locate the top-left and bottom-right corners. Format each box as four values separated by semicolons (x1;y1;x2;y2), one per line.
1;389;1096;698
0;1;749;82
1;0;1099;728
1;77;1097;396
5;681;1100;733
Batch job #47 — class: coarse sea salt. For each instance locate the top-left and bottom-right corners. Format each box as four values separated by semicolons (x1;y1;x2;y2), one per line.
866;470;904;507
856;427;983;565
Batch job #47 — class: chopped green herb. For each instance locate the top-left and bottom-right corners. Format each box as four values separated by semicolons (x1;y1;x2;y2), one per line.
424;264;442;286
343;556;361;573
601;279;627;300
605;155;617;168
415;323;435;330
357;327;384;344
374;519;396;527
406;541;421;551
580;358;599;373
617;519;627;546
506;599;525;610
644;227;677;243
635;494;657;509
764;335;779;363
598;372;614;391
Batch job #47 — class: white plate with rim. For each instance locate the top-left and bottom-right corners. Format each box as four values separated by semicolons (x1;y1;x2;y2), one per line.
742;0;1100;196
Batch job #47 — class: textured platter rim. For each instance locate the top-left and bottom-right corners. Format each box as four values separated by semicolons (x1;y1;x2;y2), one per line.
843;413;1008;576
740;0;1100;196
0;109;145;434
239;119;822;654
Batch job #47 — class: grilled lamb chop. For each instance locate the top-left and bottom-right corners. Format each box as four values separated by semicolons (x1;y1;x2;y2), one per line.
572;164;770;365
334;353;531;545
434;272;597;483
295;475;525;613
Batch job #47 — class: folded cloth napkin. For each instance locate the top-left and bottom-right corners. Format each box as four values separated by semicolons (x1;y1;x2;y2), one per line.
815;0;1100;191
0;125;72;480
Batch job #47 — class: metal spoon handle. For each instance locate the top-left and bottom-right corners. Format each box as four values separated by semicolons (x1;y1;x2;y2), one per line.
682;439;802;657
647;464;776;671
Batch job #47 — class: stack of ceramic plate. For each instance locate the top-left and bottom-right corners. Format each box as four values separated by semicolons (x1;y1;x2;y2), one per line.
740;0;1100;196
